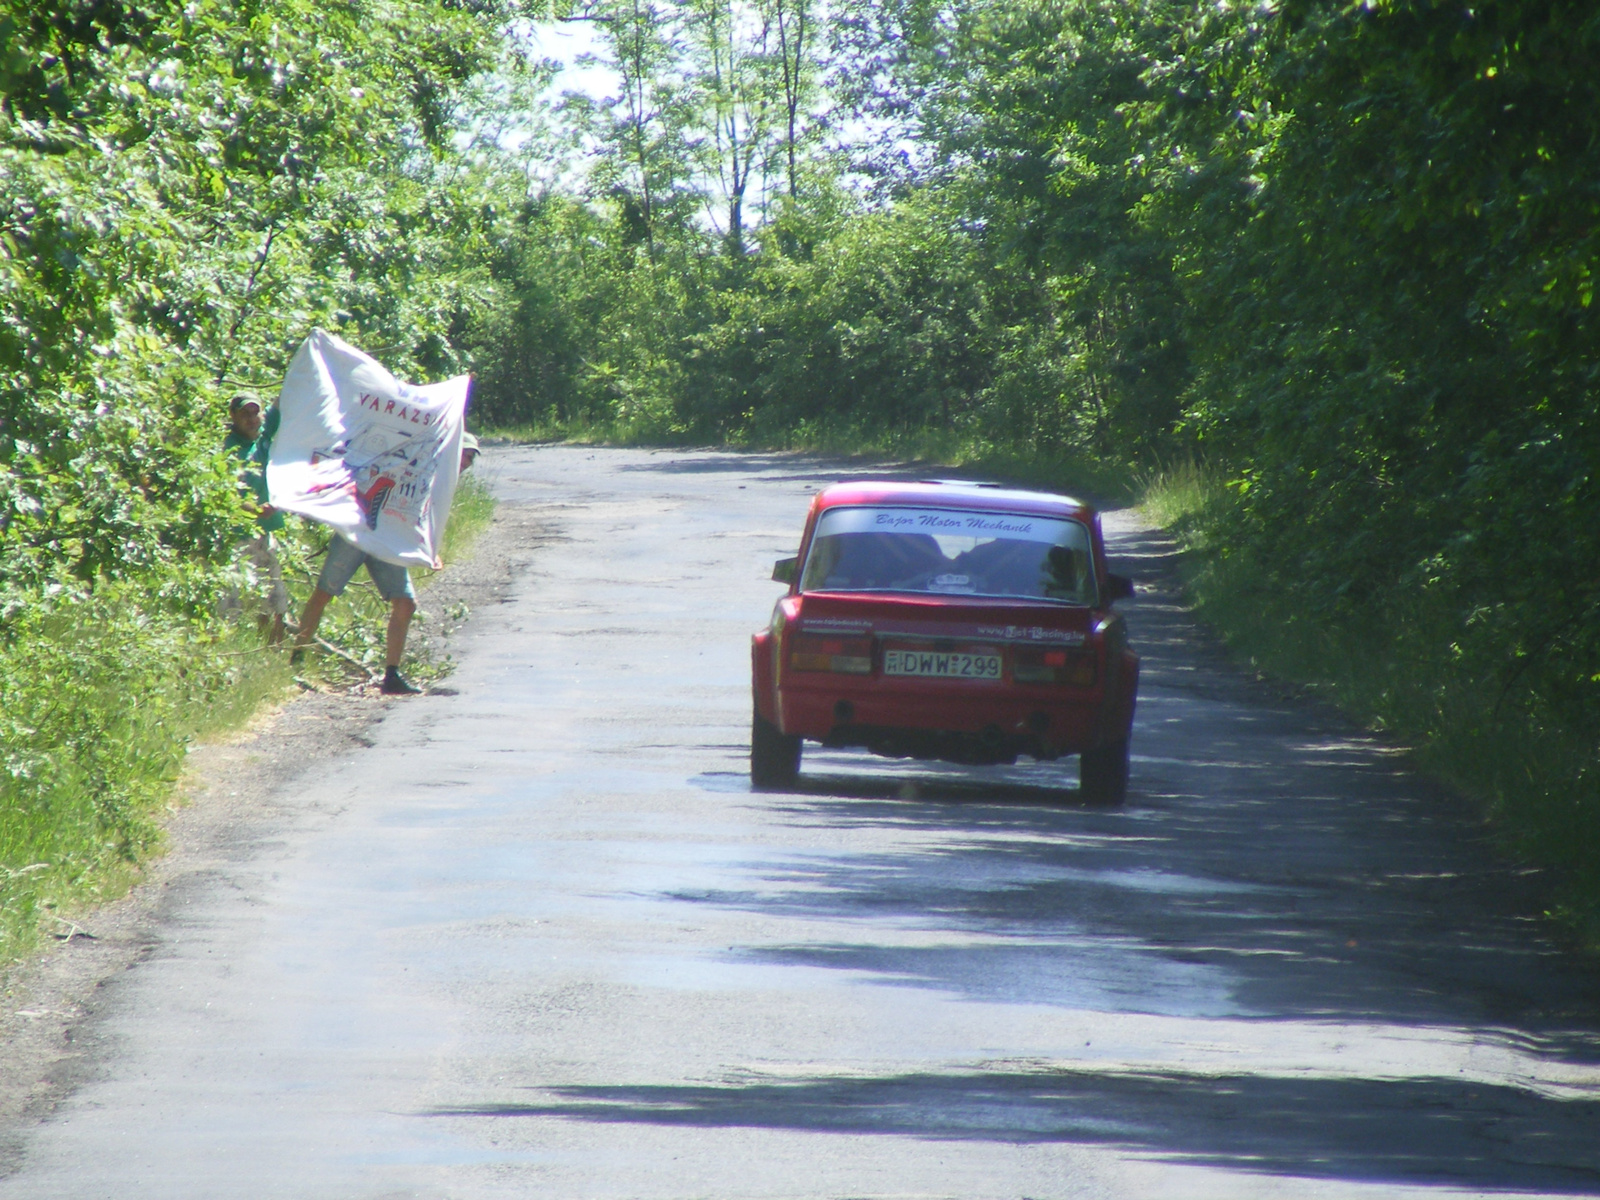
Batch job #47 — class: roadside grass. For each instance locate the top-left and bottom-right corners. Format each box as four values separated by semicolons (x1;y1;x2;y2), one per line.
0;478;498;966
0;610;295;963
1135;456;1219;528
1141;462;1600;949
433;472;496;564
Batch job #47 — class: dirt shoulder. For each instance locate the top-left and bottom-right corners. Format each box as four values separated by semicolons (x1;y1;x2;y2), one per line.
0;491;551;1167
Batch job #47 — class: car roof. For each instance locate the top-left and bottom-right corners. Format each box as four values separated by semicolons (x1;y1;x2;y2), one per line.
813;480;1094;520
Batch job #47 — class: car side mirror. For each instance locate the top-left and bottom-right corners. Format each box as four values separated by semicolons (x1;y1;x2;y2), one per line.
1104;572;1135;603
771;556;798;585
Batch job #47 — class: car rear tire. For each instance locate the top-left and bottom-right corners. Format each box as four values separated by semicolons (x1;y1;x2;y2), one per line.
1080;739;1129;806
751;710;802;788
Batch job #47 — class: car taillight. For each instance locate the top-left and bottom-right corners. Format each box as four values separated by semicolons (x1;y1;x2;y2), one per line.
788;633;873;674
1012;647;1096;686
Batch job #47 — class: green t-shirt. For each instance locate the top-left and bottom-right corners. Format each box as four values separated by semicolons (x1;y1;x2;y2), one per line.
224;406;285;533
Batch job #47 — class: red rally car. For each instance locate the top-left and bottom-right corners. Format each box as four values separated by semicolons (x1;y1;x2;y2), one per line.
750;481;1140;801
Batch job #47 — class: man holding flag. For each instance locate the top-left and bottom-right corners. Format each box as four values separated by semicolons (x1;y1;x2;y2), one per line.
268;330;472;696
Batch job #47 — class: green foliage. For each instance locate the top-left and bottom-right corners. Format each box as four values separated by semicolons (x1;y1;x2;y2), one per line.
1153;0;1600;923
436;471;497;565
468;0;1202;459
2;0;512;594
465;193;698;431
0;598;293;960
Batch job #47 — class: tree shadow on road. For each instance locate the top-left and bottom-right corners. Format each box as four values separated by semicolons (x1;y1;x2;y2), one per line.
441;756;1600;1193
487;743;1600;1193
686;772;1600;1036
427;1066;1600;1194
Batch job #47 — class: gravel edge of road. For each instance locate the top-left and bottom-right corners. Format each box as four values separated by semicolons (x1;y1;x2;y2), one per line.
0;497;553;1176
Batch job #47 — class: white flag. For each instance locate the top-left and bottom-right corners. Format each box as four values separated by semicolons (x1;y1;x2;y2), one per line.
267;329;470;569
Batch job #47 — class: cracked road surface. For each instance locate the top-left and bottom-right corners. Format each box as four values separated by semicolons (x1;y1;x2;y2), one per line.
4;446;1599;1199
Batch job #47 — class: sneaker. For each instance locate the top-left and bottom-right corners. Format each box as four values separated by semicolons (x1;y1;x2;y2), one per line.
380;666;422;695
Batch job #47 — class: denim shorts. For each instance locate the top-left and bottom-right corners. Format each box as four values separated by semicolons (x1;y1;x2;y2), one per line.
317;535;414;601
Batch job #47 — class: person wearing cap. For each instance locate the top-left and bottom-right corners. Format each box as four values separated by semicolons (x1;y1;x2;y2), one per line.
291;429;482;696
221;390;289;643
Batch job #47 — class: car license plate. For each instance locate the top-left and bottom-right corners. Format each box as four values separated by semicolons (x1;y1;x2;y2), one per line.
883;648;1002;680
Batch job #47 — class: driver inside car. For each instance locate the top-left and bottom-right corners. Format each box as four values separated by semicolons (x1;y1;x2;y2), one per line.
812;532;945;590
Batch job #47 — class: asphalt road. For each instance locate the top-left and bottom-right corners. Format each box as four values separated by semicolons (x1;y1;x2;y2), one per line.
4;445;1599;1199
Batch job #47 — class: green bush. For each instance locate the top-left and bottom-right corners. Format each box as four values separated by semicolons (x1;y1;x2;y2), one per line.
0;594;289;958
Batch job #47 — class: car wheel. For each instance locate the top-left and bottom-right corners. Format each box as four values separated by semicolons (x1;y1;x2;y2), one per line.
751;710;802;788
1080;739;1128;806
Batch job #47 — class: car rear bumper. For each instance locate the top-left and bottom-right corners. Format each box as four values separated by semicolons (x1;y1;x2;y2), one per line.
751;629;1138;766
776;680;1112;762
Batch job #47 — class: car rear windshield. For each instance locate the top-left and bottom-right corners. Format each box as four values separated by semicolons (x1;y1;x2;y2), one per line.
800;506;1097;604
